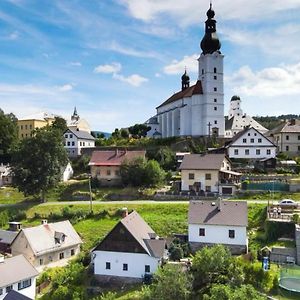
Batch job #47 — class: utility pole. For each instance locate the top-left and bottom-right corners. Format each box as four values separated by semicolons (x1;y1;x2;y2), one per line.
89;175;93;214
207;122;211;138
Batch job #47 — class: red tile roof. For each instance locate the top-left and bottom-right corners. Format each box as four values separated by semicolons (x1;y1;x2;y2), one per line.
89;150;146;166
156;80;203;109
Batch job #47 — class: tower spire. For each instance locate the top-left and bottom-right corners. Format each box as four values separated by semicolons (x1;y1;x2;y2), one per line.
200;3;221;54
181;68;190;91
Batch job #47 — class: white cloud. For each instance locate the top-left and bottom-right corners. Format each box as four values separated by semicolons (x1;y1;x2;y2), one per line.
163;54;198;75
69;61;82;67
8;30;19;40
226;63;300;98
113;73;148;87
58;84;74;92
94;62;122;74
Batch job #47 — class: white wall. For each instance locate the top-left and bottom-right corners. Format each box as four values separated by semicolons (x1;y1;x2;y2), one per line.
189;224;247;246
228;146;276;159
93;251;160;279
0;277;36;300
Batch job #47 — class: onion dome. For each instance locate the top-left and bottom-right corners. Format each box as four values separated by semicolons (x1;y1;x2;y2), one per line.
181;69;190;91
231;95;241;101
200;3;221;54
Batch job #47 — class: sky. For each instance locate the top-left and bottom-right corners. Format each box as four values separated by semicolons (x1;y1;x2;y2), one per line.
0;0;300;132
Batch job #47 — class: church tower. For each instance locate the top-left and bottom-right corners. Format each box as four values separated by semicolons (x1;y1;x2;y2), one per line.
198;3;224;137
228;95;243;119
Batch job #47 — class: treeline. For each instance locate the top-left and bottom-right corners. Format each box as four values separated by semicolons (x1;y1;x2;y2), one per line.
253;114;300;130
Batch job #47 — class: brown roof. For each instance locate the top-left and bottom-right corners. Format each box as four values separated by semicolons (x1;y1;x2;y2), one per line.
156;80;203;109
179;153;227;170
89;150;146;166
188;200;248;226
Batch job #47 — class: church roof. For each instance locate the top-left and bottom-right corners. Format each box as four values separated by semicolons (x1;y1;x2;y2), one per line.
156;80;203;109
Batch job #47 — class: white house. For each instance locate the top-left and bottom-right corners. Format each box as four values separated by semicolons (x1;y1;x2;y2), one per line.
11;220;82;272
226;127;277;159
146;4;224;138
0;255;38;300
188;200;248;254
179;153;241;195
64;128;95;157
93;210;166;281
225;96;268;138
0;164;12;187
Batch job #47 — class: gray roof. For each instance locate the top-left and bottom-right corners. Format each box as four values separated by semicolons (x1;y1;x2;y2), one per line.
120;211;165;258
14;220;82;256
0;255;38;288
0;230;18;245
188;200;248;227
4;290;32;300
179;153;226;170
66;128;95;140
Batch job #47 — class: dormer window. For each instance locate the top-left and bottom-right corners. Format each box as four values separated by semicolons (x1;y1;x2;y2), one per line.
55;231;66;244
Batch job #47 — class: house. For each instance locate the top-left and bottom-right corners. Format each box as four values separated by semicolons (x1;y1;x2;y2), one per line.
89;150;146;186
225;127;277;159
188;200;248;254
0;164;12;187
17;112;56;139
92;210;167;281
64;128;95;157
11;220;82;271
179;153;241;195
61;162;73;182
4;290;32;300
267;119;300;153
0;230;18;254
225;96;267;138
0;255;38;300
146;4;225;138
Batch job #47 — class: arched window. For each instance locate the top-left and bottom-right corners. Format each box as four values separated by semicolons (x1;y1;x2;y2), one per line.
214;67;217;73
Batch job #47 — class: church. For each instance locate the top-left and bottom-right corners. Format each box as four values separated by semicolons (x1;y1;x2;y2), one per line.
147;4;225;138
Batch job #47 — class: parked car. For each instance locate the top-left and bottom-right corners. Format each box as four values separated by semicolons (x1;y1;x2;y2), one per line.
278;199;298;207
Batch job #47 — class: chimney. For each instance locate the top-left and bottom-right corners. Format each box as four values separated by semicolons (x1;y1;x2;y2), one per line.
41;219;48;225
217;197;222;211
0;255;4;263
121;207;128;218
8;221;22;232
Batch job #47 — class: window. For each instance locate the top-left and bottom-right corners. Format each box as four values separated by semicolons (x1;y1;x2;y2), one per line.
242;138;247;143
67;141;70;146
267;149;271;155
59;252;64;260
199;228;205;236
29;125;32;129
214;98;217;102
106;262;111;269
145;265;150;273
188;173;194;180
107;170;111;176
258;138;262;143
214;120;217;124
214;107;217;111
298;146;300;151
83;142;85;146
70;134;73;138
298;135;300;140
205;173;211;180
96;169;101;176
254;133;257;136
256;149;261;155
229;230;235;239
123;263;128;271
6;285;13;293
39;259;43;265
80;142;82;146
214;87;217;92
71;249;75;256
214;67;217;73
72;141;75;146
20;125;23;130
286;146;289;151
214;75;217;80
205;186;211;192
25;125;28;130
245;149;250;155
286;135;289;141
202;69;204;74
18;279;31;290
0;288;2;295
248;133;251;136
234;149;238;155
250;138;254;143
65;134;68;138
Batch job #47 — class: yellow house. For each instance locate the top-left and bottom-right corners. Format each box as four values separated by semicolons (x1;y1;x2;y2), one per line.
17;112;56;139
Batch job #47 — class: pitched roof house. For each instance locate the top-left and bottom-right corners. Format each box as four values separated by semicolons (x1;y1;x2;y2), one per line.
179;153;241;195
11;220;82;271
0;255;38;300
0;230;18;254
225;127;277;159
188;200;248;254
89;150;146;186
93;210;166;280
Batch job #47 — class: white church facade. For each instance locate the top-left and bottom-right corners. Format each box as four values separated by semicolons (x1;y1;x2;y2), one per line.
147;4;225;139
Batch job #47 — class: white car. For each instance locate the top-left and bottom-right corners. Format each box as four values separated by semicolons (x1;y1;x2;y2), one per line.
278;199;298;207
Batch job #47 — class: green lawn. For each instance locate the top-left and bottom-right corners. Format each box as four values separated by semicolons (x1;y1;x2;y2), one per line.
0;187;28;204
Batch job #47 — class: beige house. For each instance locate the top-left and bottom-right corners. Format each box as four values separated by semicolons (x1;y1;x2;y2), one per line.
89;150;146;186
179;153;241;195
267;119;300;154
11;220;82;272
